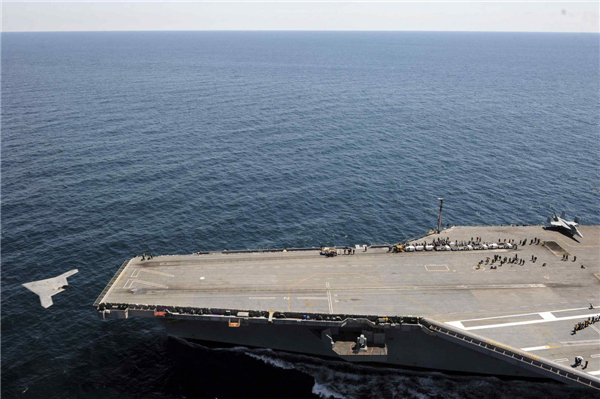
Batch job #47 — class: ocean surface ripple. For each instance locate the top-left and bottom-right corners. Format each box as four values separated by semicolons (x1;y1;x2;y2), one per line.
2;31;599;398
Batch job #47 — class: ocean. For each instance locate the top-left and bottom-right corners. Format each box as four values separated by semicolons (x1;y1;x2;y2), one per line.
2;31;599;398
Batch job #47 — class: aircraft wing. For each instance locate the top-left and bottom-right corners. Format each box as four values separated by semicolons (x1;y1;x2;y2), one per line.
22;269;78;308
550;220;570;229
570;225;584;238
550;219;583;238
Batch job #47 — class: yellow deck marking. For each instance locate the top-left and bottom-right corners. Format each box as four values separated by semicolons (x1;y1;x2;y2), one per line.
355;273;439;314
287;272;439;314
544;241;572;257
556;237;598;248
287;273;320;311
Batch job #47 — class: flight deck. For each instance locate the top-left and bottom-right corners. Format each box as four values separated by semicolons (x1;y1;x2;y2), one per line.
96;225;600;388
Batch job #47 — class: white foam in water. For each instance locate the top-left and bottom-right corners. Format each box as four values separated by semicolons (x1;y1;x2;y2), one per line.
172;339;583;398
312;381;345;399
244;351;295;370
237;347;555;399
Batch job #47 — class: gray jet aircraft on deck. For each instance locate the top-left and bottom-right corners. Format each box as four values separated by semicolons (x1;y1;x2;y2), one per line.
547;211;583;238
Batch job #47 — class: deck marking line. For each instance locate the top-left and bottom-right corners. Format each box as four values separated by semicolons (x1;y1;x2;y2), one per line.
100;259;133;304
326;282;334;314
287;273;320;312
297;297;328;300
520;345;550;351
557;237;599;248
453;307;592;323
588;370;600;376
553;358;569;363
249;297;276;300
590;354;600;358
460;313;600;331
357;273;438;313
129;280;168;289
425;264;449;272
559;339;600;345
446;321;465;329
140;269;174;278
540;312;557;321
131;269;140;277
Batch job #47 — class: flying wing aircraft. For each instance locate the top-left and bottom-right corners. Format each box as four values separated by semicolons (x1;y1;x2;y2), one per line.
547;212;583;238
22;269;78;308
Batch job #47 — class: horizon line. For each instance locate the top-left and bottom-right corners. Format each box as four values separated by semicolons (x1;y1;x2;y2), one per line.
3;29;599;34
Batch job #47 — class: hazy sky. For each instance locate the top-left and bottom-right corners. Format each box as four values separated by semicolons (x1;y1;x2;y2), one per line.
2;1;599;33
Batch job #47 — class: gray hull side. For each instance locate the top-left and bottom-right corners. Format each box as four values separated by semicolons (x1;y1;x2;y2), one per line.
159;318;543;379
160;318;335;358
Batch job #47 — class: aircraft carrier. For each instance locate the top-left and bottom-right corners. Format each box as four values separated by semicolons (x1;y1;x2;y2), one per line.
95;225;600;391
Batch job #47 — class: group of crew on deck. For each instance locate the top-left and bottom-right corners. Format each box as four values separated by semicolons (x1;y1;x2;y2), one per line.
140;253;155;261
572;314;600;335
521;237;542;245
481;254;533;269
320;246;356;257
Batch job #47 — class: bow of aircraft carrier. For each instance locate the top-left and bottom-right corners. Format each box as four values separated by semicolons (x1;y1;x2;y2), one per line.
95;225;600;391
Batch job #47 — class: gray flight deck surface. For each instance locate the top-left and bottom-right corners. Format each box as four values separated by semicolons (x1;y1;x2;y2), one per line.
97;225;600;389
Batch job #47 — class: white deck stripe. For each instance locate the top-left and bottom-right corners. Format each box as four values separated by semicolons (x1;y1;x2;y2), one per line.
553;358;569;363
461;313;600;331
591;354;600;358
249;297;276;300
540;312;556;321
588;370;600;375
455;307;592;323
521;345;550;351
446;321;465;329
326;282;334;314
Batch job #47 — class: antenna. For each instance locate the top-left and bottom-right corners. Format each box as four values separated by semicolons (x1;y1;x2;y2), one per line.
437;198;444;233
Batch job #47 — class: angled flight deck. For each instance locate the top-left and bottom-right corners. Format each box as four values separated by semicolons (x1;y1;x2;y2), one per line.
96;225;600;390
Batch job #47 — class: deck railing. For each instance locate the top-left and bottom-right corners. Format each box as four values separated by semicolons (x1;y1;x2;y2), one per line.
420;318;600;390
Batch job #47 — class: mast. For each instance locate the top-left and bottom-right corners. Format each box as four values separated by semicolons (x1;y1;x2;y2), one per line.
437;197;444;233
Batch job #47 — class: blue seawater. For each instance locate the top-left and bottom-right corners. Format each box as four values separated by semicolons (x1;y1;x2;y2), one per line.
2;32;599;398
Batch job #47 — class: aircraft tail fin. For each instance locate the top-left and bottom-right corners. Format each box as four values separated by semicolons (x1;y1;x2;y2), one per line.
547;217;551;224
560;211;566;219
574;217;580;224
